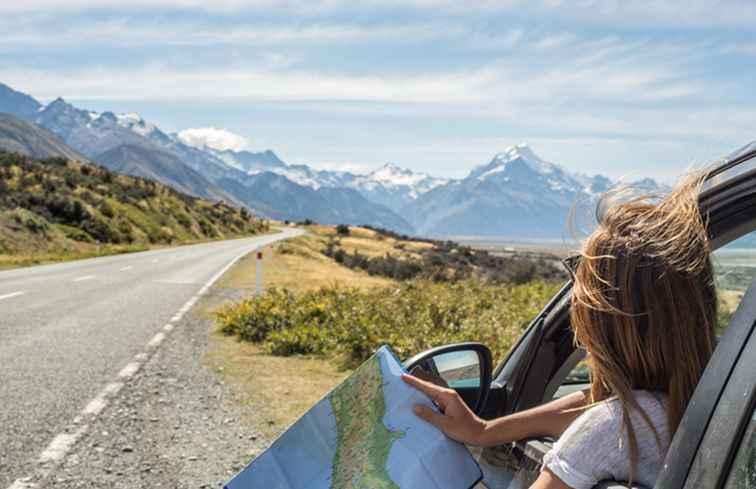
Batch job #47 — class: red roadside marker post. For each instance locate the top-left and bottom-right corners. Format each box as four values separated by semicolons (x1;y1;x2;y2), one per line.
256;249;264;295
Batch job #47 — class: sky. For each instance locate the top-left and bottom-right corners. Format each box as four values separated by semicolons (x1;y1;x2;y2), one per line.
1;0;755;182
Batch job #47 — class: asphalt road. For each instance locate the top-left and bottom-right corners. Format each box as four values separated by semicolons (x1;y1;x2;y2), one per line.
0;228;302;487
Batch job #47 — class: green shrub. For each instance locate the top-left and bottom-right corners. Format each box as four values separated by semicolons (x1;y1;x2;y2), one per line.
216;288;297;341
100;200;115;218
7;208;50;234
57;224;94;242
81;216;122;243
336;224;350;235
216;280;559;367
175;211;192;228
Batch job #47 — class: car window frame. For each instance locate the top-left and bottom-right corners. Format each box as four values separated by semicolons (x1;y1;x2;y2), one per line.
677;304;756;489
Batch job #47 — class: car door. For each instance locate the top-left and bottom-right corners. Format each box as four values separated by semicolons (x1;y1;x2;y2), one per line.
672;302;755;489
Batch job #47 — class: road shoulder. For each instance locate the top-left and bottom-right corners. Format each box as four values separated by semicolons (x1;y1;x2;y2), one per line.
29;287;265;488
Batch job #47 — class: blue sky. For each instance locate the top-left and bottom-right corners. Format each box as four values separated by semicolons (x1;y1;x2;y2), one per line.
1;0;755;182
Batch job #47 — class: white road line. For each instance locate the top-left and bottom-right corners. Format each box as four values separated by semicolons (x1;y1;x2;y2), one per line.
72;275;94;282
81;396;108;416
103;382;124;396
38;426;87;463
119;266;133;271
117;362;141;379
0;291;25;301
8;239;288;489
146;332;165;349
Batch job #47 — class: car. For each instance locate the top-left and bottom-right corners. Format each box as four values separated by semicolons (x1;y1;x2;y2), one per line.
403;141;756;489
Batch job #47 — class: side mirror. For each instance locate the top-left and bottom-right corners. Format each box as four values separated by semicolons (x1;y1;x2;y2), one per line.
403;342;493;416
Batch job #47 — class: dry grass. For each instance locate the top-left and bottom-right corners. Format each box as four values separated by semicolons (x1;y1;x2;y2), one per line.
216;232;394;294
305;224;432;259
206;335;349;438
209;226;406;432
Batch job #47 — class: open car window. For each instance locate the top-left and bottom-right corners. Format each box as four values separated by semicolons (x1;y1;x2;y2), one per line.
551;227;756;401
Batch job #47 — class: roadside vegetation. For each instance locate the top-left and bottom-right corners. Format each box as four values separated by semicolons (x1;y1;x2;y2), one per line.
209;224;563;430
215;225;564;368
217;280;559;369
0;151;268;268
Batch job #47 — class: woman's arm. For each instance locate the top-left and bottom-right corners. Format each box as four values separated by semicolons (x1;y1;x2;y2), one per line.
476;388;588;446
402;374;588;447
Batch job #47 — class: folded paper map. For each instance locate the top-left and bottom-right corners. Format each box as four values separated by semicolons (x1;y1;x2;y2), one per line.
225;345;483;489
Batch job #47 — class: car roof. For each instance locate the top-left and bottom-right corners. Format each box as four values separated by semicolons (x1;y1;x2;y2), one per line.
703;140;756;193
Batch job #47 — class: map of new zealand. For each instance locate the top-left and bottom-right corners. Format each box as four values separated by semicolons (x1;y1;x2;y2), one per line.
225;345;482;489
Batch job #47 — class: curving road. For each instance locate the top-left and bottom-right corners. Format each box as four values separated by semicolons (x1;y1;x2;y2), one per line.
0;228;302;487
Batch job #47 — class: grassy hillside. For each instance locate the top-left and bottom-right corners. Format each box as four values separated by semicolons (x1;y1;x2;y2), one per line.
0;151;269;268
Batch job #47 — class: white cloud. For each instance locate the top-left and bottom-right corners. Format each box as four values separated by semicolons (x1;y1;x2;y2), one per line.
1;20;441;47
0;27;709;108
532;33;575;50
0;64;496;104
1;0;755;27
176;127;251;151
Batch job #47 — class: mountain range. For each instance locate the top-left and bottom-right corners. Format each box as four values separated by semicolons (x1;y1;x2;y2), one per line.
0;81;661;239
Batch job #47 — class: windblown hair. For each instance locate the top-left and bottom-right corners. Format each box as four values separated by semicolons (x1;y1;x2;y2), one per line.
570;171;717;481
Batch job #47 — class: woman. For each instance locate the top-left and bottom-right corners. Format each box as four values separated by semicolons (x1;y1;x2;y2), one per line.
404;171;718;489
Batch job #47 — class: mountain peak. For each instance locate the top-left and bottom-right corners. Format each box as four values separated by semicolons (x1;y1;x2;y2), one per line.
47;97;70;108
369;162;427;185
373;162;415;177
0;81;43;119
492;144;540;165
470;144;556;180
43;97;81;116
114;111;157;136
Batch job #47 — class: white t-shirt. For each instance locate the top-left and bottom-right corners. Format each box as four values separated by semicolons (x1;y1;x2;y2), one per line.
542;391;670;489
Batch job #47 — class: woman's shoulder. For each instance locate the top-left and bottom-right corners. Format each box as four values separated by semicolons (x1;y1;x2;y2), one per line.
559;390;668;447
542;391;669;489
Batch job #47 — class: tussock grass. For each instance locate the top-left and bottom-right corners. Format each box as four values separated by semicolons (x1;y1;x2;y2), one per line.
217;233;394;294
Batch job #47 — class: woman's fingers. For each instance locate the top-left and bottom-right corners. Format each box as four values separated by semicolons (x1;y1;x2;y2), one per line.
402;373;447;401
413;404;448;431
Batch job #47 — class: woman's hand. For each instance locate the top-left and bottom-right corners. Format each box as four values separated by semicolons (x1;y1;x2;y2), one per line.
402;373;488;446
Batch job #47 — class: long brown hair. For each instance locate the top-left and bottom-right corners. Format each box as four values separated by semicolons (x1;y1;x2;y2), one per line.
570;171;717;480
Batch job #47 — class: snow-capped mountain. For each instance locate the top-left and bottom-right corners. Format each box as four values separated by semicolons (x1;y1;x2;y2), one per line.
113;112;159;137
0;81;667;239
0;82;415;232
211;148;357;189
210;148;287;173
202;144;445;212
403;144;662;238
33;98;156;158
348;163;448;212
